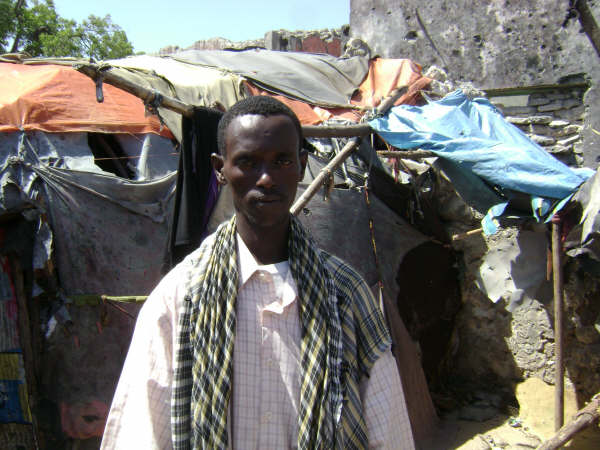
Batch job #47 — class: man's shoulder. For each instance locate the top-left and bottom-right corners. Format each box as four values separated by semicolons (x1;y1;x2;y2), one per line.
318;249;369;296
169;231;218;278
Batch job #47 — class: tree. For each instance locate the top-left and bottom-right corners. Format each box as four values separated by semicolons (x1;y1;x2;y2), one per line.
0;0;134;59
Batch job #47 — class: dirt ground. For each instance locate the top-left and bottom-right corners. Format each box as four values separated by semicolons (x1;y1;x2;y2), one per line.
426;413;600;449
423;376;600;449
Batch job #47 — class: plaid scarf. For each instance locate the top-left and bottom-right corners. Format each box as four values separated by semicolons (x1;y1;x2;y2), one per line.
172;215;390;449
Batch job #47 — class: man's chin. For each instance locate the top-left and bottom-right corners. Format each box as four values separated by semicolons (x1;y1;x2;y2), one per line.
241;210;291;230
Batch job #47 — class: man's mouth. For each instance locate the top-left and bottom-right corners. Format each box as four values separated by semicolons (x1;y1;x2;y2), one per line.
253;194;283;203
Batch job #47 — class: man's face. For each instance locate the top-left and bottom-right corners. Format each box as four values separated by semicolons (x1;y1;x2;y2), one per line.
213;113;307;231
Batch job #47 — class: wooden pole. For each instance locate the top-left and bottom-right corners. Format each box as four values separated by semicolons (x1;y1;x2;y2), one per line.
291;137;360;215
75;63;384;138
552;215;564;431
537;394;600;450
290;86;408;214
377;149;435;159
573;0;600;59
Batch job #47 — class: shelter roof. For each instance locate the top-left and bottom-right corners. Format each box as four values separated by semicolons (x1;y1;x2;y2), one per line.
0;62;173;137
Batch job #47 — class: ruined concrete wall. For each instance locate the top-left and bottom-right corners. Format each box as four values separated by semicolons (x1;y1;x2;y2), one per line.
350;0;600;168
350;0;600;411
158;28;348;57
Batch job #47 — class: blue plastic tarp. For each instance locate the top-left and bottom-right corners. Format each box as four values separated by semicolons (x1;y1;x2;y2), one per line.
369;90;594;232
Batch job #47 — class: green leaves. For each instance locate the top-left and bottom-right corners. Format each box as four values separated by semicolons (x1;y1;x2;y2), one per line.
0;0;134;59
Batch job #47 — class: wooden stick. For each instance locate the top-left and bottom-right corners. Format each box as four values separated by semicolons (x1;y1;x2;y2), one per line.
291;137;360;215
76;64;195;117
377;149;435;159
290;86;409;214
70;294;148;306
552;216;565;431
451;228;483;241
537;394;600;450
76;65;409;139
75;63;381;138
574;0;600;59
375;86;409;116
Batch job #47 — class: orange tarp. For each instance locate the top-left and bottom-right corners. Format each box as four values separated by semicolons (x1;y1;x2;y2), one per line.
0;63;172;137
245;58;431;125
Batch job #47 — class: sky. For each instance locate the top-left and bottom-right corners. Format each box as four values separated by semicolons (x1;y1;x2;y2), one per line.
53;0;350;54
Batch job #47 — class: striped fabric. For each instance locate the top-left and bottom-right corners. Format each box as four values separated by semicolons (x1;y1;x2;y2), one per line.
172;215;391;450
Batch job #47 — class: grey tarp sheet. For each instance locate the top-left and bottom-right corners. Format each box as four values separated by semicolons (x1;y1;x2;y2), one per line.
106;55;246;143
37;166;175;294
171;49;369;107
1;130;177;294
1;130;178;443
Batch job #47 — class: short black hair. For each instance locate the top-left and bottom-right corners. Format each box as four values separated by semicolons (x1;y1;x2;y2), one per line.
217;96;303;156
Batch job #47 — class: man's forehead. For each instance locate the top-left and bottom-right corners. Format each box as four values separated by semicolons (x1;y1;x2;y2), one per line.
228;113;295;131
233;114;265;130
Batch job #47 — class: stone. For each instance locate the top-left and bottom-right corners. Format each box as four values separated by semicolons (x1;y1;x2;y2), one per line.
544;91;570;101
528;115;553;125
537;101;563;112
557;135;580;147
548;119;570;128
556;124;582;137
505;117;531;125
529;134;555;146
547;145;571;155
562;97;582;109
529;124;553;135
501;106;538;115
527;96;550;107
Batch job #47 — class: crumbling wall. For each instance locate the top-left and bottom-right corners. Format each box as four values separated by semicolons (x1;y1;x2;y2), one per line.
488;76;588;168
159;27;349;57
350;0;600;168
350;0;600;415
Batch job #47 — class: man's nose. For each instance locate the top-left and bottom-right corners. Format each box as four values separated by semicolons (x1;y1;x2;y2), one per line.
256;167;275;188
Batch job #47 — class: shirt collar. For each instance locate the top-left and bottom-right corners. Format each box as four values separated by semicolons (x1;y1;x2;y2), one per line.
236;234;297;313
236;233;289;285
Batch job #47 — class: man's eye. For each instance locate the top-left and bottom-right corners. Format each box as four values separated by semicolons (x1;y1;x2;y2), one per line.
236;158;254;168
277;158;292;166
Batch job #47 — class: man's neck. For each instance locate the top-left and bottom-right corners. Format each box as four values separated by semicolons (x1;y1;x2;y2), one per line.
236;214;289;265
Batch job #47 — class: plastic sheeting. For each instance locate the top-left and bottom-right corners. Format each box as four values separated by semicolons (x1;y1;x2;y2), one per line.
370;90;594;231
0;63;172;138
171;49;369;107
1;130;178;293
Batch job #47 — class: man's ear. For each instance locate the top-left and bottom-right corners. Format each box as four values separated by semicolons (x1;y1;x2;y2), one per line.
211;153;227;185
298;150;308;182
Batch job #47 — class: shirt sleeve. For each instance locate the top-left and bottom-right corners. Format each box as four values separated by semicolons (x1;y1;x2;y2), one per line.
100;267;185;450
360;348;416;450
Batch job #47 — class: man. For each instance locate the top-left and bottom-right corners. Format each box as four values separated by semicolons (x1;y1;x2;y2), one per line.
101;96;414;449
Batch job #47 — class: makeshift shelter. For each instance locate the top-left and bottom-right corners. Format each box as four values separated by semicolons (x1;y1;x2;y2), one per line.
0;51;448;448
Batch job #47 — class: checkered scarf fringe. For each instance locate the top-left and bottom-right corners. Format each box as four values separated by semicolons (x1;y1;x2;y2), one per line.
172;215;390;449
